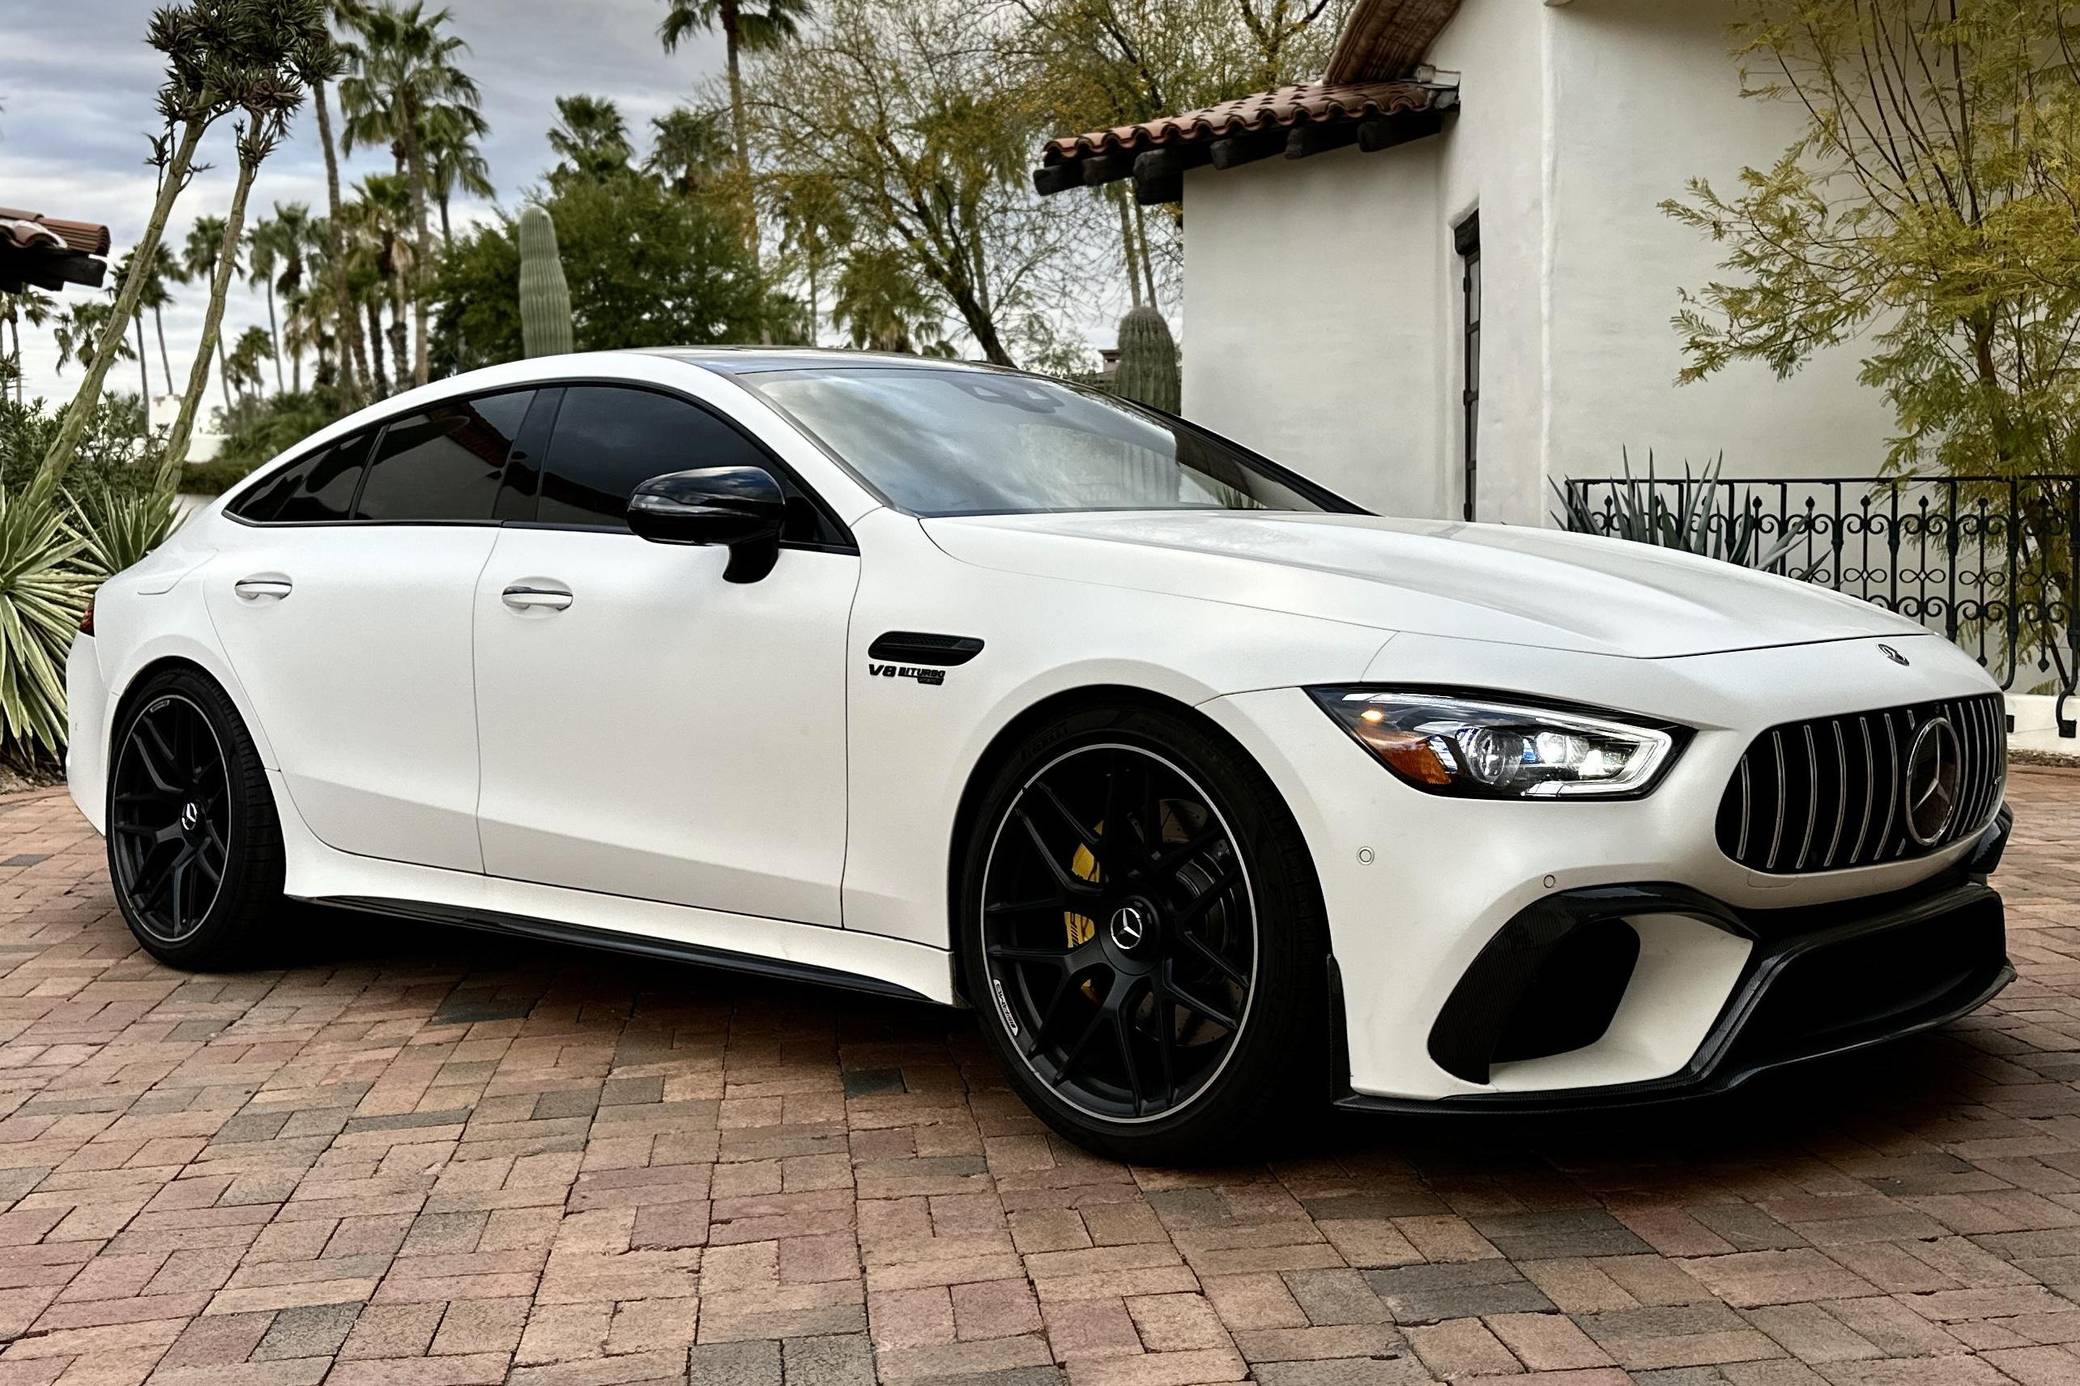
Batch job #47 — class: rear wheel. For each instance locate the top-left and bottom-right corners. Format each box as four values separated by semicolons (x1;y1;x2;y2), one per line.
106;669;284;968
958;702;1328;1161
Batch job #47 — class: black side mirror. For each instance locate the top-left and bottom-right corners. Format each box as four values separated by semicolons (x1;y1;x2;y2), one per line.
627;466;785;583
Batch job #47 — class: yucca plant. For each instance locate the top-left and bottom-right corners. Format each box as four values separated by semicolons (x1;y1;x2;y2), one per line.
0;490;96;759
1551;450;1809;574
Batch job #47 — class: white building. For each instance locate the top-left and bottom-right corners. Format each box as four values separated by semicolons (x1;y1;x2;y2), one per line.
1035;0;1898;526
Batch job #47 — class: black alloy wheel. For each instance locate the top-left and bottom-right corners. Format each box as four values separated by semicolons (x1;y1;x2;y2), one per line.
106;669;284;968
109;692;231;944
979;741;1260;1123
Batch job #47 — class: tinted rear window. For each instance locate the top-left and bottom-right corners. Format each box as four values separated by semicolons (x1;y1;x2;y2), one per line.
355;391;533;522
237;432;373;523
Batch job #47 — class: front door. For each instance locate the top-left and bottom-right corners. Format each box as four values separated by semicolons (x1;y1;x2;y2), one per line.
471;384;859;925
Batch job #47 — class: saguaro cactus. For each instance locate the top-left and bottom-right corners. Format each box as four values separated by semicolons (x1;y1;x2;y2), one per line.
1113;304;1179;413
518;205;574;358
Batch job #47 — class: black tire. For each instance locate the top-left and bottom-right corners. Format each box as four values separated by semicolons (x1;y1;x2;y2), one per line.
105;667;285;969
957;701;1329;1163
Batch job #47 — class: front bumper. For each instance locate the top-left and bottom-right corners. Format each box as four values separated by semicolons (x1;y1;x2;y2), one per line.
1199;632;2014;1103
1335;811;2011;1114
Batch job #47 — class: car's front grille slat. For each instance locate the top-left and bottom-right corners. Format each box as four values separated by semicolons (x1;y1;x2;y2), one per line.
1717;692;2005;875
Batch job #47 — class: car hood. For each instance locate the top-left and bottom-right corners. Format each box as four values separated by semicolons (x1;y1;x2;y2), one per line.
922;510;1927;659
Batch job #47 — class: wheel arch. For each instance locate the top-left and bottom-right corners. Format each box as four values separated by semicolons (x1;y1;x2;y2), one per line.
942;682;1322;994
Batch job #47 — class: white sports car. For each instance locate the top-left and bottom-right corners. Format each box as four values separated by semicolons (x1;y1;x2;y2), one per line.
66;349;2012;1159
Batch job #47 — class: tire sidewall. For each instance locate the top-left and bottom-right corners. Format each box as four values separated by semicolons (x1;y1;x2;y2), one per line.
107;670;280;968
957;703;1327;1158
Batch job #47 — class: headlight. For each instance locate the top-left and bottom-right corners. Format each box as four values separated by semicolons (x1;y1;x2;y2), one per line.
1309;689;1682;799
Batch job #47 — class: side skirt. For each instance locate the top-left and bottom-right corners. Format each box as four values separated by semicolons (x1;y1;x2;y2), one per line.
318;895;942;1005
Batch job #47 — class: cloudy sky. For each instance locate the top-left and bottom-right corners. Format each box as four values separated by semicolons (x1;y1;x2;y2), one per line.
2;0;732;414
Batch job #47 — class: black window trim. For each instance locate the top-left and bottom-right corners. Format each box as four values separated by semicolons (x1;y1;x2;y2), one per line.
223;377;859;554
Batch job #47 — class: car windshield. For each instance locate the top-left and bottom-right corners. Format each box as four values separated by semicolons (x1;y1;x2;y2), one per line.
738;365;1340;517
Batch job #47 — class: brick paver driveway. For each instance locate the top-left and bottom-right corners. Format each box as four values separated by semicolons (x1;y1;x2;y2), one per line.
0;771;2072;1385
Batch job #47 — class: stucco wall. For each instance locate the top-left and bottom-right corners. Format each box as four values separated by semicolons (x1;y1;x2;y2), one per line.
1177;0;1898;522
1542;0;1897;489
1180;139;1449;517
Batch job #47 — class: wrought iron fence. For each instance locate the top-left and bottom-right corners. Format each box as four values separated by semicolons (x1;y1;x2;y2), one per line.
1559;474;2078;735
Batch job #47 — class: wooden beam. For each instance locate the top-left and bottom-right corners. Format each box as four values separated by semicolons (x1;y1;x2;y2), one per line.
1356;107;1447;153
1207;130;1285;170
1079;153;1134;188
1132;146;1209;204
1285;121;1360;160
1032;162;1082;196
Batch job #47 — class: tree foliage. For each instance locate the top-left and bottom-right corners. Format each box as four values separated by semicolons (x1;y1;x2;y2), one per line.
1666;0;2080;477
432;174;766;371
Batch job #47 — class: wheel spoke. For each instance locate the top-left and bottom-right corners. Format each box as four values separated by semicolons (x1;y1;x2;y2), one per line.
1110;977;1147;1116
1014;809;1101;899
1166;976;1240;1033
1178;927;1247;986
1173;862;1242;924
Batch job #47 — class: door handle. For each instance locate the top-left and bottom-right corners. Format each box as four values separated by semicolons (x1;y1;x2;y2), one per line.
233;574;293;602
501;582;573;612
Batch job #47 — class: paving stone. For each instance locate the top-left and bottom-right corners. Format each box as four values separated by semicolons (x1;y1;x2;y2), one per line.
0;772;2061;1384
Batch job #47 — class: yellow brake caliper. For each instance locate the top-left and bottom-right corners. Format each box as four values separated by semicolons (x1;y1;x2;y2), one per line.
1066;837;1101;1000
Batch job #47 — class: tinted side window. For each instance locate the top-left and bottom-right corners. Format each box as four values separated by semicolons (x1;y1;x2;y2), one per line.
354;391;533;522
539;387;782;527
266;433;373;523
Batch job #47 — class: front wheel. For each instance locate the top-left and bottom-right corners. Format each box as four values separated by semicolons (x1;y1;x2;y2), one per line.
957;703;1329;1162
106;668;285;969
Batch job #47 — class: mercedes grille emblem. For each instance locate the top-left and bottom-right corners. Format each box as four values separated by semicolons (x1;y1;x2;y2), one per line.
1108;904;1148;951
1878;644;1909;667
1903;716;1963;847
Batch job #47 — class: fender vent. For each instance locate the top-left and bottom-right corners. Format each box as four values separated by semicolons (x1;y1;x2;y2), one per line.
868;632;984;666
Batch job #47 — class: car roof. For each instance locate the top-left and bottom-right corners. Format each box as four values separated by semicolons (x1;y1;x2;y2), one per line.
637;346;1012;377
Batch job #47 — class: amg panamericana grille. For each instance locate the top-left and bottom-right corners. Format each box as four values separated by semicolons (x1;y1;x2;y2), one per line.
1715;694;2005;874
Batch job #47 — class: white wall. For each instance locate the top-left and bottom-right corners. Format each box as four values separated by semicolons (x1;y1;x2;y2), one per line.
1177;0;1900;523
1181;139;1451;518
1542;0;1897;488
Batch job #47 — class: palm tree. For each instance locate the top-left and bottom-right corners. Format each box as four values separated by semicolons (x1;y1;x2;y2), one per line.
657;0;812;271
338;1;482;388
225;325;272;403
548;94;633;185
423;100;491;252
244;215;289;392
268;202;320;391
832;245;938;353
772;172;849;344
53;294;133;379
311;1;369;408
647;105;731;197
2;291;52;407
349;174;413;395
180;216;237;413
112;253;158;434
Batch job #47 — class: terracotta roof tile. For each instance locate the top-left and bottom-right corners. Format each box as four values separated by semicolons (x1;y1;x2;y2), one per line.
0;208;111;257
1043;80;1444;165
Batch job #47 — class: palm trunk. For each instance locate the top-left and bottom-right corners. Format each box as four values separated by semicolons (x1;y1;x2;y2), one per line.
313;79;364;410
166;149;260;479
439;192;453;254
152;303;174;396
1117;194;1142;309
216;334;232;412
39;121;205;500
366;300;390;396
723;10;762;279
264;279;283;392
404;126;432;387
1131;199;1157;306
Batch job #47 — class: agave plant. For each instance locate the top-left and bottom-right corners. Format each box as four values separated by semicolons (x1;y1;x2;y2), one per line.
0;490;96;757
66;484;181;580
1551;450;1809;574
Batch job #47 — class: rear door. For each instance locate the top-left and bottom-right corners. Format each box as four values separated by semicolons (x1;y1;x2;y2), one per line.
203;390;542;871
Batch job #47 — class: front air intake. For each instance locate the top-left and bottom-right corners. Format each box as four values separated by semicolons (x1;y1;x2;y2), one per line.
1715;694;2005;875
